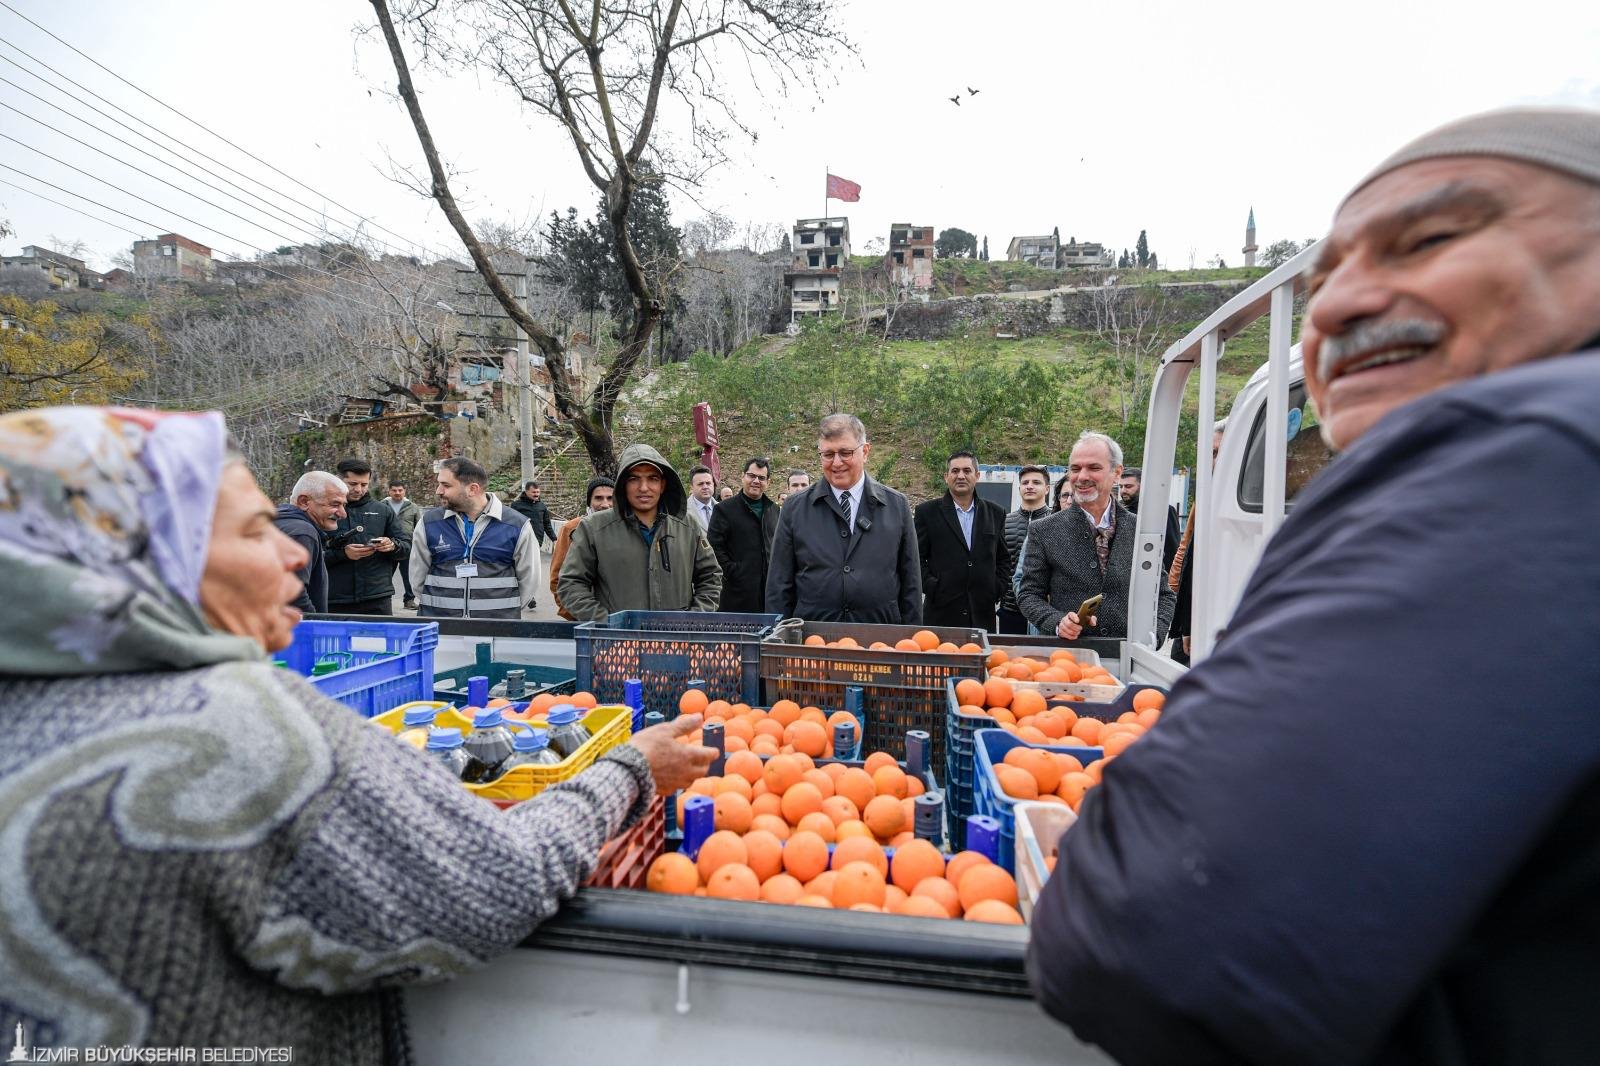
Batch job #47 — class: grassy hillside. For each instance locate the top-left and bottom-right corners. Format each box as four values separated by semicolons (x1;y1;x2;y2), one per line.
597;312;1281;504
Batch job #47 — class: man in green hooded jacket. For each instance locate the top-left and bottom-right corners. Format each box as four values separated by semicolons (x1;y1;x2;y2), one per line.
557;443;722;621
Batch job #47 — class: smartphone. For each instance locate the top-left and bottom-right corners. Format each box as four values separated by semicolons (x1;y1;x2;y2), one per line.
1075;593;1104;626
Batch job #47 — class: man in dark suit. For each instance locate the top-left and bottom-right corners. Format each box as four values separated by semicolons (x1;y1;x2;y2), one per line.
914;450;1010;631
1018;431;1175;644
766;414;922;624
707;456;781;612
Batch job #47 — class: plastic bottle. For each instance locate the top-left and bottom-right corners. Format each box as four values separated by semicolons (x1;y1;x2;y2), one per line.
396;705;441;749
544;703;593;759
425;728;484;781
493;726;563;776
464;706;518;781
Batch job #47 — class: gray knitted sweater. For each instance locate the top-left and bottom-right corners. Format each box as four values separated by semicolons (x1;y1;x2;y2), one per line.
0;660;653;1064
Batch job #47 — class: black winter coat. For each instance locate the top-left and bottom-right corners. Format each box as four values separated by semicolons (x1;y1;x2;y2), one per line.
765;477;922;625
999;505;1050;615
706;492;780;613
510;496;558;543
326;494;408;606
913;493;1009;629
273;503;327;613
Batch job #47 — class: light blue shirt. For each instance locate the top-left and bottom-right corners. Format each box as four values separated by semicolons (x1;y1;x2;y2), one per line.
954;496;976;550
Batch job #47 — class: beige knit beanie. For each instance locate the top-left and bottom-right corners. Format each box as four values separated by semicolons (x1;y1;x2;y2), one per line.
1343;106;1600;208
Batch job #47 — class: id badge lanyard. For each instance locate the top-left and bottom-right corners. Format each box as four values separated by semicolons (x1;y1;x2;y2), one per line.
455;518;483;611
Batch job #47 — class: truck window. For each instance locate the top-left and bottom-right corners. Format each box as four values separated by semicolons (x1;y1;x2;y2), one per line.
1236;382;1336;513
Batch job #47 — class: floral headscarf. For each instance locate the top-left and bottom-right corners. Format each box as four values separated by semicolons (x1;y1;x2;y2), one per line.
0;406;263;676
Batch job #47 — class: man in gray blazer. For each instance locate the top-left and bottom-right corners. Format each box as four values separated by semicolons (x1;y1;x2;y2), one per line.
766;413;922;624
1018;430;1175;644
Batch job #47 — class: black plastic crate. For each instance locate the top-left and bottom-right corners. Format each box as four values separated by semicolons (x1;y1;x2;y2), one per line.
760;620;989;769
574;610;781;718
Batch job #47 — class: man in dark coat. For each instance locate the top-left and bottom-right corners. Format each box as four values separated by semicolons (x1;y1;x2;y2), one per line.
509;480;559;545
997;465;1052;633
1018;432;1175;644
273;470;347;614
1028;108;1600;1065
707;456;781;613
1118;465;1182;574
326;458;407;615
913;450;1009;630
766;414;921;624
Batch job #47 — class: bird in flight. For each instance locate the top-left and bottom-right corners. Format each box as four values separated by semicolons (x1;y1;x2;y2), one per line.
967;87;980;96
949;95;961;106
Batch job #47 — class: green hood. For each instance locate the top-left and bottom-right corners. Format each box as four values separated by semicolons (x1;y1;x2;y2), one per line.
614;443;687;521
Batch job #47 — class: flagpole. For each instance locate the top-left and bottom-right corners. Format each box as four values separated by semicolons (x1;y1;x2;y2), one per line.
823;165;828;219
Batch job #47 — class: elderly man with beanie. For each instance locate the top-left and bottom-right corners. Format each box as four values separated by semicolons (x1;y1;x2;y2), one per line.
548;475;615;620
557;444;722;621
1029;108;1600;1065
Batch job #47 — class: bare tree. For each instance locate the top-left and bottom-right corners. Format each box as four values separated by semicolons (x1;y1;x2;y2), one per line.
367;0;849;474
1087;275;1171;426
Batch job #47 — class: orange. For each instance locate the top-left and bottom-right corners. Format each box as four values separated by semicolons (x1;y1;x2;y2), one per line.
528;692;559;716
990;707;1017;726
826;711;862;745
705;699;732;719
678;689;709;716
900;796;917;829
957;864;1019;911
1032;710;1069;740
869;641;892;650
750;736;781;757
1017;725;1050;746
994;764;1039;801
713;774;752;801
820;761;849;782
848;903;882;913
754;718;786;743
1005;747;1062;794
769;699;802;727
742;829;785;881
725;735;749;753
912;876;963;918
863;751;896;775
706;863;760;902
905;775;925;798
799;705;828;726
831;835;888;877
960;642;984;654
646;852;698;895
873;765;909;799
936;642;960;653
751;792;784;820
789;752;817;772
944;850;991;889
801;768;836;798
835;767;877;812
795;894;834;908
795;811;838;842
1102;732;1139;758
1006;660;1034;682
1057;771;1094;809
568;691;598;709
804;870;838;899
884;885;909;913
695;830;747;882
912;629;941;651
760;873;805;904
964;899;1024;925
835;637;861;650
1136;707;1162;730
780;781;825;825
1010;689;1047;718
954;678;988;706
900;895;953;919
724;717;755;745
1070;716;1103;745
889;838;946;891
894;638;922;652
835;819;873;840
713;792;753;833
986;649;1009;669
763;754;805;796
958;703;990;721
786;720;829;758
804;634;827;647
821;795;860;827
781;830;831;882
863;795;907;840
889;831;915;848
1083;760;1104;785
983;677;1014;709
833;861;888;909
750;811;790;838
1052;752;1085;776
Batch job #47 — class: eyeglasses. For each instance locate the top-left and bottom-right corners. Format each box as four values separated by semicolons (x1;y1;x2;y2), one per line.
818;447;860;463
744;473;770;482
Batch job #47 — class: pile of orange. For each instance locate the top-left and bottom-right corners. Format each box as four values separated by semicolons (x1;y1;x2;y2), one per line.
955;682;1168;811
985;648;1119;688
496;691;599;721
672;694;862;759
801;629;985;655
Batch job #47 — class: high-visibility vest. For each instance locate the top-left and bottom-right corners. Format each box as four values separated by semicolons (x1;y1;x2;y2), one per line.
416;506;528;618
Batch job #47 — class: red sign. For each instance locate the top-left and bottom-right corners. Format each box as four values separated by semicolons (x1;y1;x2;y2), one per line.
693;401;721;481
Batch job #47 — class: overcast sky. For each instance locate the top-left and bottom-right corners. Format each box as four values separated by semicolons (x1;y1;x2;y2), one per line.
1;0;1597;273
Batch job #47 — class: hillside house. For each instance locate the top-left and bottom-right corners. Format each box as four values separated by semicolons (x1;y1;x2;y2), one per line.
887;223;934;293
787;217;850;320
1006;234;1059;270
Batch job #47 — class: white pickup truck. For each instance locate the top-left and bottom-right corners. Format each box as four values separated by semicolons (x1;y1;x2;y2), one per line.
400;246;1325;1065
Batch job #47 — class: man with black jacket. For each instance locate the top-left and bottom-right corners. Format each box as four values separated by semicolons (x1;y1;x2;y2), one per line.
327;458;407;615
510;480;559;609
273;470;347;613
913;450;1009;631
707;457;780;613
997;465;1051;633
1119;466;1181;574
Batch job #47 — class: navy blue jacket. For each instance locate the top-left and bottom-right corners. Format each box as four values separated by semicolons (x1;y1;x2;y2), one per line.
273;503;327;613
1028;352;1600;1065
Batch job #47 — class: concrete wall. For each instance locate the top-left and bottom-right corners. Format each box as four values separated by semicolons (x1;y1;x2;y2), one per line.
883;282;1248;341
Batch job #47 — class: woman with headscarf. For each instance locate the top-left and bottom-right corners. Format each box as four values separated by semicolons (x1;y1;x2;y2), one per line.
0;406;714;1063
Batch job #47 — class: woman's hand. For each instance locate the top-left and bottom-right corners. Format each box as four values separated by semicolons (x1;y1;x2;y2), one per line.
629;713;717;795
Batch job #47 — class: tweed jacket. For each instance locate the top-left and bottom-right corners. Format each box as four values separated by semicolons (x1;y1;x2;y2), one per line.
1016;499;1175;644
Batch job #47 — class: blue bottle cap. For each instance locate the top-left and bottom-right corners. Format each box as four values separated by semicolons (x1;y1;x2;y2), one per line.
473;706;506;729
546;703;581;726
426;727;464;750
402;706;439;727
512;727;552;752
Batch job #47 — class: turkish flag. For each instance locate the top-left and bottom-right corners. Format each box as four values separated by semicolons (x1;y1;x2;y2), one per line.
826;173;861;202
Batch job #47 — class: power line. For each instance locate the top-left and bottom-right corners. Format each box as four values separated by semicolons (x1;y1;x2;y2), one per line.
0;0;455;262
0;176;145;239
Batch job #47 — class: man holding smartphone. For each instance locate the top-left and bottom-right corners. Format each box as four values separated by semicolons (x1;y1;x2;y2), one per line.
326;457;408;615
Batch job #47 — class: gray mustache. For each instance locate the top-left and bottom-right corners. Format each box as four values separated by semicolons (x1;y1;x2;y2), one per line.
1317;319;1445;379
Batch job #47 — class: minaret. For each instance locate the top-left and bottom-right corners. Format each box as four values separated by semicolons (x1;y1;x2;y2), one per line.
1242;207;1258;268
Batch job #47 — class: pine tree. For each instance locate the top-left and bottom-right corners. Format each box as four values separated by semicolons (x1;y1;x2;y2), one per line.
981;236;989;261
1135;230;1150;269
1148;252;1158;271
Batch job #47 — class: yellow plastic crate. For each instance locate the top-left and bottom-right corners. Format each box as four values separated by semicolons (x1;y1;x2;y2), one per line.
371;701;633;802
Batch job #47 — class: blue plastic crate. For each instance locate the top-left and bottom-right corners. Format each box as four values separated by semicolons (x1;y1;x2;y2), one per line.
973;729;1105;871
431;641;576;707
574;610;780;719
280;619;439;718
944;677;1165;849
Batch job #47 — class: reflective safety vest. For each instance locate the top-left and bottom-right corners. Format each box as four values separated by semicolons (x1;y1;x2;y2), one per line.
417;505;528;618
